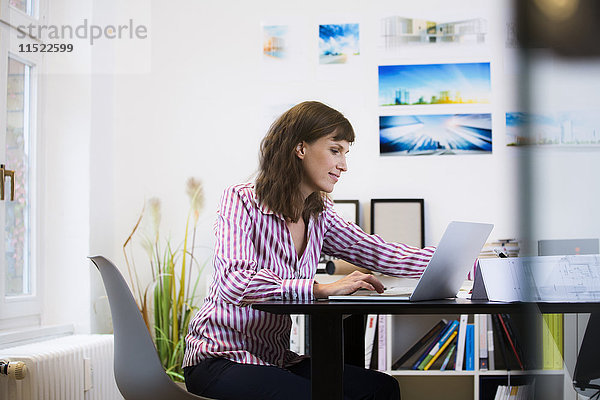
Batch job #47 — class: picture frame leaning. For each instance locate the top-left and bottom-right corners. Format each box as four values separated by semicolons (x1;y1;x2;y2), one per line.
370;199;424;248
332;199;360;225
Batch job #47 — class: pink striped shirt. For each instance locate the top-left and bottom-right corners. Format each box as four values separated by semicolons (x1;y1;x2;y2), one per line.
183;183;435;368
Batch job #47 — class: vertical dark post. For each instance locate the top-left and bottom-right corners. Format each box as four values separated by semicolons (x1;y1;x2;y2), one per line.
343;314;365;367
311;312;344;400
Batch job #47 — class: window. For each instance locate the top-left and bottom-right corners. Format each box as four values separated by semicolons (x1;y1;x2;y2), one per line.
9;0;34;17
0;1;43;327
5;56;33;297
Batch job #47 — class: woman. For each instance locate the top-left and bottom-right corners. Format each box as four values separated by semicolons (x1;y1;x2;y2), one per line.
183;101;435;399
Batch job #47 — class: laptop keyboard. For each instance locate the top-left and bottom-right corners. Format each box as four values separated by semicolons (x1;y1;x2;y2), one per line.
383;286;415;296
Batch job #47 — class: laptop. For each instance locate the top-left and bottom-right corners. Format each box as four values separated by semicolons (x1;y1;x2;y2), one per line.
328;221;493;301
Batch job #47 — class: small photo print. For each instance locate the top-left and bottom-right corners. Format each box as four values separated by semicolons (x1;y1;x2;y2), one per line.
263;25;288;59
506;111;600;146
319;23;359;64
380;16;487;50
378;62;491;106
379;114;492;156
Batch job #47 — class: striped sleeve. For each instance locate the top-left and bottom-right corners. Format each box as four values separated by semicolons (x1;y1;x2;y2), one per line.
321;201;435;278
213;186;313;305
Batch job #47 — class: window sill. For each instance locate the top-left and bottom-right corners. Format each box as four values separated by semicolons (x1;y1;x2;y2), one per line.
0;324;74;349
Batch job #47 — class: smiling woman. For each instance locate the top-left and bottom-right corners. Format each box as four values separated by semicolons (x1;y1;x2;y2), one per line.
255;101;355;223
182;101;436;400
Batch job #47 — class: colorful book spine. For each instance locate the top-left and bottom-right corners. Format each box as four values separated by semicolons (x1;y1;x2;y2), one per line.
556;314;564;370
440;342;457;371
412;320;453;370
392;319;447;370
424;331;458;370
465;324;474;371
542;314;552;369
455;314;469;371
418;320;459;370
544;313;564;370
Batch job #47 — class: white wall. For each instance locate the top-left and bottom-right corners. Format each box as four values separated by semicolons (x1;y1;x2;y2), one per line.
104;1;514;252
90;0;518;333
38;0;599;332
41;0;93;332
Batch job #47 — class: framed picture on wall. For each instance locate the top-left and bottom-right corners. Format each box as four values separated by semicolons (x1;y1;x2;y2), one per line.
370;199;424;248
333;199;359;225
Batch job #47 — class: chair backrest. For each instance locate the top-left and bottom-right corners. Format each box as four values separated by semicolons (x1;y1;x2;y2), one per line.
573;312;600;397
89;255;210;400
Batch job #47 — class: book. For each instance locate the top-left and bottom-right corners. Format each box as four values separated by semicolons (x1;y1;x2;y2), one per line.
378;315;387;371
429;334;457;370
479;314;488;370
553;313;564;370
391;319;447;370
497;314;524;370
503;314;529;369
365;314;378;368
450;343;458;370
465;324;475;370
455;314;469;371
370;322;379;369
412;320;454;370
542;314;552;369
493;384;534;400
487;314;495;370
502;313;529;370
304;315;311;355
418;320;459;370
424;330;458;370
290;314;305;354
491;314;511;370
544;313;564;370
440;341;457;371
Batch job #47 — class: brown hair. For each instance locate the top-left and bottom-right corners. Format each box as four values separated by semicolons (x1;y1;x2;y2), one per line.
255;101;355;222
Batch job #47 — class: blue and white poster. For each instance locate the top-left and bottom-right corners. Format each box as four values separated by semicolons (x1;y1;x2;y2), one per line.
379;114;492;156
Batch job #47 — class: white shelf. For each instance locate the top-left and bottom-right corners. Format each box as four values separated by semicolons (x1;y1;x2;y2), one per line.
388;369;566;376
290;310;581;399
478;369;566;376
389;370;476;376
383;313;579;400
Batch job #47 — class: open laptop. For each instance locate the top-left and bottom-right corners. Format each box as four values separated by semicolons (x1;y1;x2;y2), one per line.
328;221;493;301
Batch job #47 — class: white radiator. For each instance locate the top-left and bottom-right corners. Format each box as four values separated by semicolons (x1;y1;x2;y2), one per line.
0;334;123;400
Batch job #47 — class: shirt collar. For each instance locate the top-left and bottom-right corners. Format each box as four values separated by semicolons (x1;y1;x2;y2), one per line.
252;190;284;219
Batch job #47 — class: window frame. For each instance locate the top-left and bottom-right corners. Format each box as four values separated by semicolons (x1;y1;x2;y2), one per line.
0;13;44;328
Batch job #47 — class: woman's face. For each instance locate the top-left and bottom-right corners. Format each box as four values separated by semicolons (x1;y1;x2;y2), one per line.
296;133;349;197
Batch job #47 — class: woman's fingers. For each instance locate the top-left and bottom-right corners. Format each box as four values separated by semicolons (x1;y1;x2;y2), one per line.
319;271;386;297
363;275;385;293
354;281;375;291
346;272;383;293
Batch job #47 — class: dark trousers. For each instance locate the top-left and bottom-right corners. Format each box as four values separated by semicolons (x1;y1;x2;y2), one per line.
184;357;400;400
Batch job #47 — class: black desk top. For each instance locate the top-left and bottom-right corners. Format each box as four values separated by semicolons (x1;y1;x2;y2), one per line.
252;298;600;315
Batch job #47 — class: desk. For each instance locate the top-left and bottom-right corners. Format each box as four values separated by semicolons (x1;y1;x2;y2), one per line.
253;299;600;400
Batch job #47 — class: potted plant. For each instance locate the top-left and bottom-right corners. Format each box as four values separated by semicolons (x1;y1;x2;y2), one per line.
122;178;207;381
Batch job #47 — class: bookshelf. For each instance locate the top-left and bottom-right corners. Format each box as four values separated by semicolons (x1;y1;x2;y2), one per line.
383;313;577;400
295;274;582;400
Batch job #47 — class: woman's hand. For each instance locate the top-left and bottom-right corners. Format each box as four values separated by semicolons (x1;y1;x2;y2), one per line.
313;271;385;299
